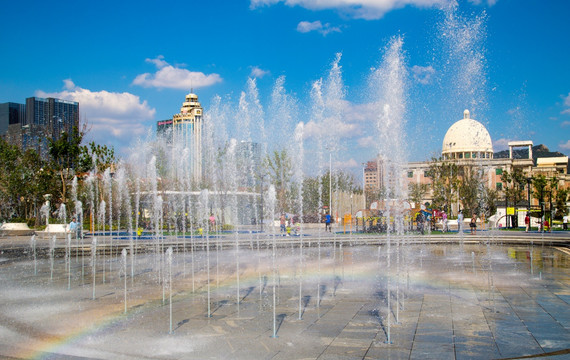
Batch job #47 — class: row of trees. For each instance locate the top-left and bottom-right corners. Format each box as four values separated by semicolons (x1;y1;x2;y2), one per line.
263;149;362;219
0;128;116;225
408;158;569;220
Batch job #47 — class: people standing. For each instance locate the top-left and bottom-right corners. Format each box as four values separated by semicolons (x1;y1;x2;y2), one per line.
442;211;448;233
69;217;78;239
470;213;477;235
325;212;331;232
280;214;286;234
525;213;530;232
417;212;425;235
563;215;568;230
457;210;464;234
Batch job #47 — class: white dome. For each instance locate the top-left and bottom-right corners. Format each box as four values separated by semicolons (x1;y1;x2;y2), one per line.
442;110;493;159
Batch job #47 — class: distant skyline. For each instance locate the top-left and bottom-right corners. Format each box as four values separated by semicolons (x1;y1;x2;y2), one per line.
1;0;569;173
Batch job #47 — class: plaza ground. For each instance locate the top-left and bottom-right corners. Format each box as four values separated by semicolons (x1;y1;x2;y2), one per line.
0;230;569;360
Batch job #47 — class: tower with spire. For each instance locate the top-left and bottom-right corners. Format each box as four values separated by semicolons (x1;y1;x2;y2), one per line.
172;91;203;183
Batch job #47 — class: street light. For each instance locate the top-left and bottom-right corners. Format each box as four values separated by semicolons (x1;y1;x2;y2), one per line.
329;152;332;224
526;177;532;212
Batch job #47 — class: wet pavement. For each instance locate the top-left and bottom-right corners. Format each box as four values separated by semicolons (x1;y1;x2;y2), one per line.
0;233;569;359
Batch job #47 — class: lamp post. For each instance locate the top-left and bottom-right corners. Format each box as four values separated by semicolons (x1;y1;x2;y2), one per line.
505;182;509;229
540;187;545;233
549;186;553;232
260;174;264;233
527;177;532;212
350;193;353;233
329;153;332;224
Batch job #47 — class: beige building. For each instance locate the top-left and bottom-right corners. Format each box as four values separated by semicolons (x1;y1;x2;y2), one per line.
364;109;569;220
172;92;203;183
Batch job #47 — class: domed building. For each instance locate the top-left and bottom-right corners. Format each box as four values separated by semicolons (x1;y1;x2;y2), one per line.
442;110;494;160
363;108;568;228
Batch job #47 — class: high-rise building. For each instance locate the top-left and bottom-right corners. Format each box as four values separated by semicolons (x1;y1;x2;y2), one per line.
0;97;79;159
156;119;173;139
0;102;25;146
22;97;79;158
172;92;203;183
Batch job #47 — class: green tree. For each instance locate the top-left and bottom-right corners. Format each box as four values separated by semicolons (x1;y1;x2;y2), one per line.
408;182;429;207
428;158;459;215
48;126;84;204
78;141;117;174
264;149;293;213
501;169;527;207
302;170;362;219
532;174;548;215
0;139;22;219
458;167;482;216
555;187;569;219
546;176;559;221
0;139;58;223
481;187;498;217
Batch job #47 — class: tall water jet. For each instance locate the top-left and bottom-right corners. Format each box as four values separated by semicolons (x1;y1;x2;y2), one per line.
267;184;278;338
166;247;173;334
58;203;67;231
437;1;488;116
103;168;113;271
30;235;37;275
199;189;212;317
91;237;97;300
369;35;409;343
310;77;326;313
98;199;106;283
116;165;134;277
66;234;71;290
226;139;241;311
322;53;345;238
294;122;305;320
49;236;56;282
121;248;127;313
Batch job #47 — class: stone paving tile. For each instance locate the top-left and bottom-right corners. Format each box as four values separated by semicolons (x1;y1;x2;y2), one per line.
364;343;411;360
410;342;455;360
494;332;543;359
454;344;501;360
321;340;371;358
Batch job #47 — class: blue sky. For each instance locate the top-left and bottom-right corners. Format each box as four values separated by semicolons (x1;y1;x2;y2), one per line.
1;0;569;173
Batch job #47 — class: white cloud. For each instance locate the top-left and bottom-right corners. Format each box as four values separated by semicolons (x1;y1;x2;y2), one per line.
304;116;361;140
251;0;445;20
146;55;169;69
411;65;435;85
133;56;222;90
493;138;510;151
301;99;382;141
297;20;340;35
564;92;570;106
468;0;498;6
334;158;359;169
561;121;570;127
343;101;379;122
562;92;570;114
560;140;570;151
36;80;156;151
250;66;270;78
357;136;376;149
